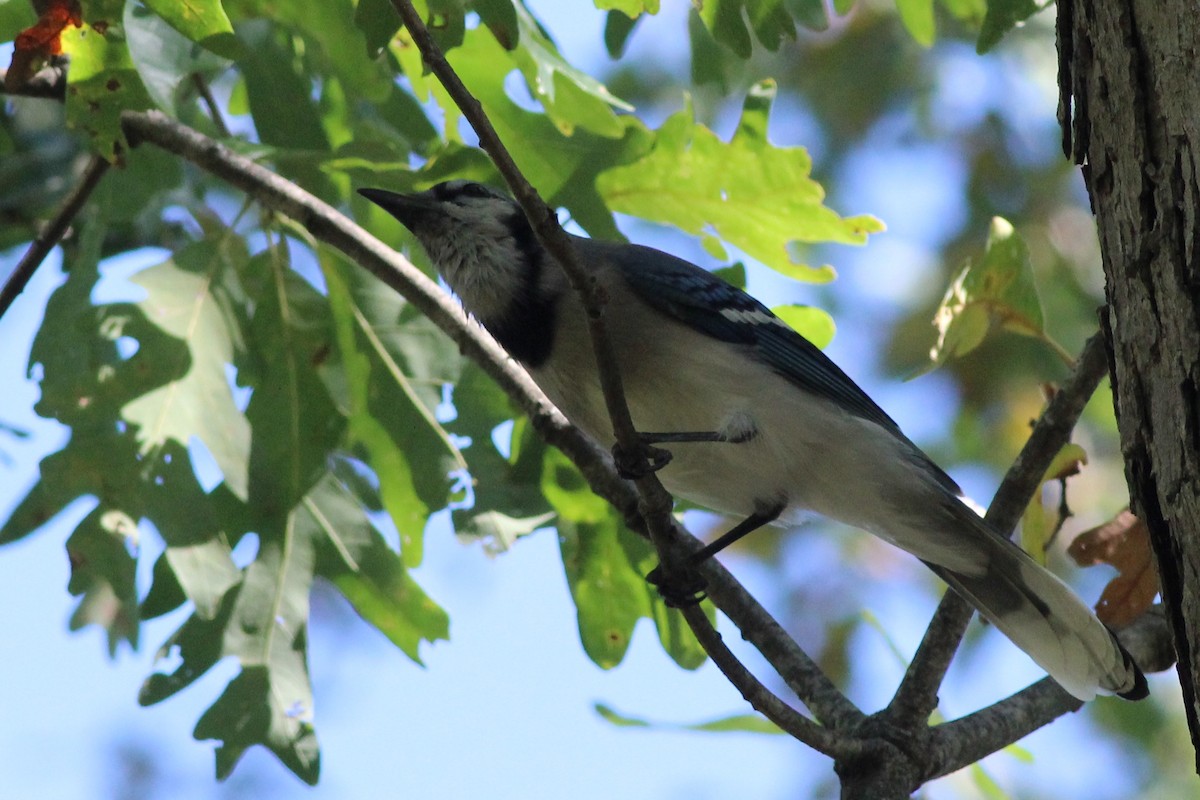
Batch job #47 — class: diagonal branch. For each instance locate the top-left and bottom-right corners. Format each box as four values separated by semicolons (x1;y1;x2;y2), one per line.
0;155;110;322
679;603;861;757
119;109;860;735
886;331;1112;727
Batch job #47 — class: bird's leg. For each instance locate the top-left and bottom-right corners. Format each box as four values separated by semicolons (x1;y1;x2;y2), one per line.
612;418;759;479
647;501;785;608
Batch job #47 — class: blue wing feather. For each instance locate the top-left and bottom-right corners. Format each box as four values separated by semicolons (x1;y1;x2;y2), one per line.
609;242;901;434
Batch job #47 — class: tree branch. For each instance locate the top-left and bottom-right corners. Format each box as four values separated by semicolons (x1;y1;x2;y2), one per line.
119;109;858;735
886;332;1112;726
679;603;859;757
928;605;1172;778
0;155;109;322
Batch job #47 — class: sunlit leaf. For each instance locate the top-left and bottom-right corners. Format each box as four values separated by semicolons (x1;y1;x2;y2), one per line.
895;0;935;46
772;304;836;349
61;16;154;158
598;81;882;282
120;240;253;501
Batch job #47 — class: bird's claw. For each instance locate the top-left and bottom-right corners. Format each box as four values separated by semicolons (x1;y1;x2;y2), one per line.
612;441;672;479
646;563;708;608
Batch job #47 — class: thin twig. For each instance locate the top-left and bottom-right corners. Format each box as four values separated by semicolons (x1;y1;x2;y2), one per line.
679;603;860;758
191;73;231;138
886;332;1111;727
928;677;1081;780
700;554;866;730
0;155;110;322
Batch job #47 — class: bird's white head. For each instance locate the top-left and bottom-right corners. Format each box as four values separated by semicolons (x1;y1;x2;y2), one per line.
359;180;538;322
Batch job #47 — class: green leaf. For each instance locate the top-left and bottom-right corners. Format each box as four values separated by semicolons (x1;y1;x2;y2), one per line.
194;666;320;784
977;0;1044;53
207;512;319;782
594;703;784;734
602;9;639;58
320;247;467;565
787;0;829;30
0;0;36;43
557;513;647;667
353;0;401;56
595;0;661;16
437;24;654;235
544;449;709;669
969;762;1014;800
120;241;253;501
243;251;344;519
923;218;1053;373
939;0;986;23
598;81;882;282
61;16;155;158
695;0;796;56
895;0;935;46
306;474;450;663
141;0;239;58
497;2;633;137
771;304;836;349
65;506;140;655
125;3;233;114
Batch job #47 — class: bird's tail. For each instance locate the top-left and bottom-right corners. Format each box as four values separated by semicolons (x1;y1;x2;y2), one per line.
926;516;1147;701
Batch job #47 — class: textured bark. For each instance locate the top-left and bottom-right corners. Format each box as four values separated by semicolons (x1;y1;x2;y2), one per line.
1059;0;1200;769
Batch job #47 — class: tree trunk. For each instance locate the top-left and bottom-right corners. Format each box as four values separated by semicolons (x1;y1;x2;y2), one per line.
1059;0;1200;769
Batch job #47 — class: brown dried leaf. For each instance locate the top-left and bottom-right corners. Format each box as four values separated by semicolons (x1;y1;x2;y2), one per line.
1068;509;1159;627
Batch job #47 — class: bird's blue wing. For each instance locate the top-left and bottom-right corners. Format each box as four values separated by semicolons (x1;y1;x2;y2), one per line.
611;243;901;434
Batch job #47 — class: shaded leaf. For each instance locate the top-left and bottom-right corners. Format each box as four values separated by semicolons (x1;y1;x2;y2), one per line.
977;0;1043;54
1068;510;1158;627
194;666;320;785
594;702;783;734
65;505;140;655
924;217;1062;373
695;0;796;56
125;3;233;115
140;0;238;58
306;474;449;663
320;248;465;565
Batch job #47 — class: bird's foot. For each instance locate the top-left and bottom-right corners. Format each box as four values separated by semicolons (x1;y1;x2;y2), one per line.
612;440;673;479
646;562;708;608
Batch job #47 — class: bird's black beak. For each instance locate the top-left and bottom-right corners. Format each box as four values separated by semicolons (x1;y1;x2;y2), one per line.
357;187;434;229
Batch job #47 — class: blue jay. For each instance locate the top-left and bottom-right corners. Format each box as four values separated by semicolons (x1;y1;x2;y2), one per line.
359;180;1147;701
